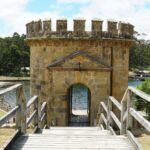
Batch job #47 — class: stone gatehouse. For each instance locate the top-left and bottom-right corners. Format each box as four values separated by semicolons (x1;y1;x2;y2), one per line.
26;19;134;126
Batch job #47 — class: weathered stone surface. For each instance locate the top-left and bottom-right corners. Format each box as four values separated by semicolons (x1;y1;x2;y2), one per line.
26;19;134;126
33;20;42;35
92;19;103;36
56;19;67;33
118;22;134;38
73;19;86;36
26;19;134;39
43;20;51;35
107;20;118;35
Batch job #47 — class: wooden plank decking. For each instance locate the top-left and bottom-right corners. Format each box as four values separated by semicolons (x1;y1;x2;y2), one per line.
6;127;136;150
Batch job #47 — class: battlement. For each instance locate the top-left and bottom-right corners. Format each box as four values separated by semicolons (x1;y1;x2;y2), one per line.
26;19;134;39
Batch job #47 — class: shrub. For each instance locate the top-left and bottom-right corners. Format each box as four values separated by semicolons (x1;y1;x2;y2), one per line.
137;78;150;120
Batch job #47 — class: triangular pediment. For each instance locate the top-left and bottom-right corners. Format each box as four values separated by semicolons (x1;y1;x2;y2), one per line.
47;50;111;71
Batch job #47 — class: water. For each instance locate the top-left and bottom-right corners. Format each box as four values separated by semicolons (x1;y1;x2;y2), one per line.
0;80;143;108
0;81;30;107
69;84;89;126
72;84;88;110
128;80;143;87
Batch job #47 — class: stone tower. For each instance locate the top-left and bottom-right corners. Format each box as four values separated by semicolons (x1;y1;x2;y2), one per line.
25;18;134;126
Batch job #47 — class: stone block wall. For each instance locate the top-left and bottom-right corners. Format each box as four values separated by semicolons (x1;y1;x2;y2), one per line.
26;18;135;126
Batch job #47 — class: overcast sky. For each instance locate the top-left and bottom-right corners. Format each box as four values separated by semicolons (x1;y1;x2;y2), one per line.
0;0;150;39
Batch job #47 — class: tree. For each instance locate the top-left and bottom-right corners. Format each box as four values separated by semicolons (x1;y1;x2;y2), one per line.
129;40;150;69
0;33;30;76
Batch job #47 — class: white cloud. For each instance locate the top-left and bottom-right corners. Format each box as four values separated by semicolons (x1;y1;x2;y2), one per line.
0;0;150;39
0;0;60;36
0;0;29;17
71;0;150;39
57;0;90;4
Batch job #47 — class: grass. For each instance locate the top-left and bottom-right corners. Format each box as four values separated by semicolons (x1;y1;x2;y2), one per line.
0;109;6;117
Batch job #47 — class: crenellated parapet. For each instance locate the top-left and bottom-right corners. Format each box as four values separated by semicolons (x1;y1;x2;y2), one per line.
43;19;51;35
73;19;86;36
26;19;134;39
92;19;103;36
118;22;134;37
107;20;118;35
56;19;67;33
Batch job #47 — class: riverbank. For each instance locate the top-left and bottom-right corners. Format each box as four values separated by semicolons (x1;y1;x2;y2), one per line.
0;76;30;82
129;70;150;81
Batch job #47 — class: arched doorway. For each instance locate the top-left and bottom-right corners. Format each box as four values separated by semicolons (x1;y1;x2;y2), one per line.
68;84;91;126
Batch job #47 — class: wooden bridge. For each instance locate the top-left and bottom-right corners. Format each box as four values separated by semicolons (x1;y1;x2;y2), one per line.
0;84;150;149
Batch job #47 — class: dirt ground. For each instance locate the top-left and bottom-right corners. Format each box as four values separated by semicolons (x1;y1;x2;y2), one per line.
0;126;34;148
137;134;150;150
0;128;16;148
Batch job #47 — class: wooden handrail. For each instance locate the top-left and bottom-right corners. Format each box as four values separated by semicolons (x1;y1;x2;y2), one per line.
101;113;107;126
110;111;121;129
40;101;47;128
27;96;38;108
101;102;107;113
121;87;150;134
130;108;150;132
99;86;150;138
0;105;20;127
0;84;22;95
41;113;46;122
128;86;150;102
41;102;47;115
27;110;37;126
109;96;122;111
0;84;47;135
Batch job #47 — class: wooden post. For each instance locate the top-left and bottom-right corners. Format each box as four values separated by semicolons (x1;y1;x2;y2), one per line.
45;104;47;127
100;104;103;126
126;90;133;130
38;99;41;129
20;86;27;134
107;97;112;129
120;89;129;135
120;100;126;135
97;103;101;126
16;87;22;130
33;97;38;128
16;85;27;134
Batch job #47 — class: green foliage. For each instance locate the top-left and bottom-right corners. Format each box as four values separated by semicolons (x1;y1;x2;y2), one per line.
137;78;150;94
129;40;150;69
137;78;150;120
147;66;150;71
0;33;30;76
0;109;6;117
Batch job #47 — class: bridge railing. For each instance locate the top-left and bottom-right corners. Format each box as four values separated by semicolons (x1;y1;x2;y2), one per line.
0;84;47;134
98;86;150;136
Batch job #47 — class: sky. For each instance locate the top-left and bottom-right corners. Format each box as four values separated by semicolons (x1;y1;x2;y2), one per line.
0;0;150;39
